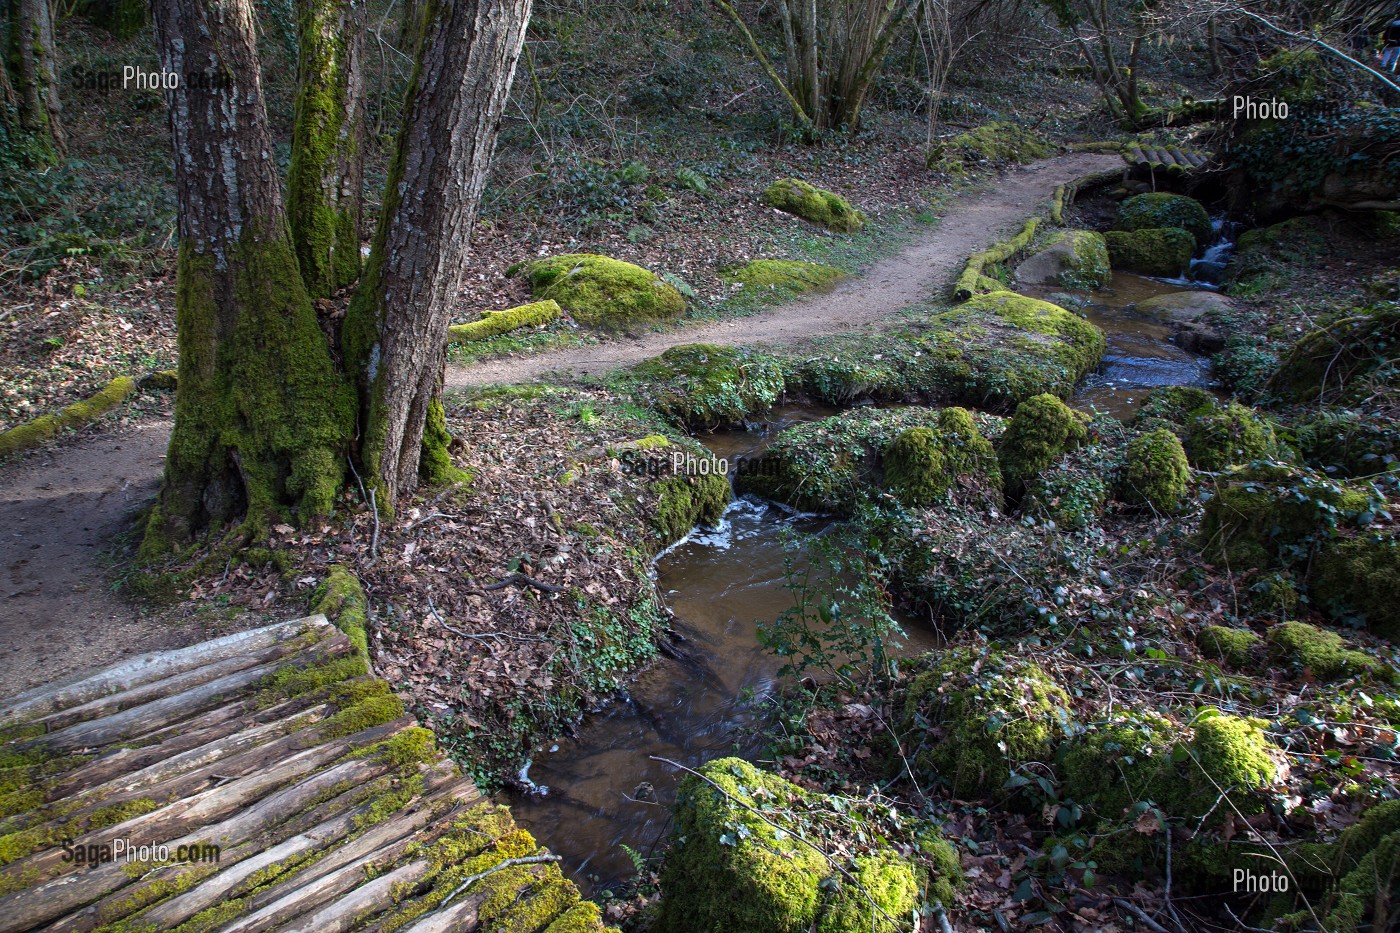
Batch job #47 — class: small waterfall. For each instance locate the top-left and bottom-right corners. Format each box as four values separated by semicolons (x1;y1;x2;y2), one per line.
1186;216;1241;286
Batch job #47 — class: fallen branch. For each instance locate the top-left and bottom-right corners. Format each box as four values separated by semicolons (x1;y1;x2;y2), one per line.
481;572;566;594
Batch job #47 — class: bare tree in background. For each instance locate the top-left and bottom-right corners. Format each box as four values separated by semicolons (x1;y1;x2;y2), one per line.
713;0;920;133
917;0;977;146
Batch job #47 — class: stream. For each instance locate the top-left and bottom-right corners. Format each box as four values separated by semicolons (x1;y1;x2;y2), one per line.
505;266;1225;895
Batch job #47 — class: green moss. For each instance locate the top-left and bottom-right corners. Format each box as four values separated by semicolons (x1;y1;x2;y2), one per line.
1063;710;1180;819
1103;228;1196;277
542;901;610;933
519;254;685;331
953;218;1040;300
418;396;471;487
720;260;846;297
623;344;785;430
927;122;1052;172
1268;307;1400;405
1312;532;1400;641
761;178;865;232
955;291;1106;386
1132;386;1217;430
898;645;1072;797
997;393;1089;501
0;375;138;458
254;654;370;705
320;693;405;738
310;564;369;657
653;467;730;547
1116;193;1213;244
354;726;438;771
1198;624;1262;667
1198;462;1371;571
448;300;562;344
1291;410;1398;478
1189;710;1276;810
1185;402;1279;471
1120;428;1189;512
1021;230;1111;290
654;758;936;933
882;409;1002;509
1266;620;1379;680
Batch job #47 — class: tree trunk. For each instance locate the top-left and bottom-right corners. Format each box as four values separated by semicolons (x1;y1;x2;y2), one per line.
5;0;65;163
145;0;352;554
288;0;368;298
343;0;531;515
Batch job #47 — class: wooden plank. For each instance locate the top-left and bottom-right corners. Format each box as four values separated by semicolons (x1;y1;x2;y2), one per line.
0;617;332;727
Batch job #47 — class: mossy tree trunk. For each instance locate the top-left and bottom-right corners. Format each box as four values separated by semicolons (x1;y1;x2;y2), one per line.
4;0;65;164
145;0;353;553
287;0;367;299
343;0;531;515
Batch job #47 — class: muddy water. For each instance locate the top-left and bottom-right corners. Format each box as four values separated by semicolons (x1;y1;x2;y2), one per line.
507;404;941;893
1028;272;1217;417
506;275;1220;891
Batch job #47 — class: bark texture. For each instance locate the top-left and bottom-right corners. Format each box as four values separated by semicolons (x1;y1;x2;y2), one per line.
146;0;352;552
343;0;531;512
288;0;367;298
4;0;65;162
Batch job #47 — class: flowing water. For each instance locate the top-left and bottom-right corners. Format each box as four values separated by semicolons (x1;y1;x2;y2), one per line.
505;267;1226;893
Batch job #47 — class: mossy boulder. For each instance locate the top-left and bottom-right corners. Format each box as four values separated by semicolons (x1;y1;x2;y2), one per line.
997;393;1090;501
1132;385;1218;430
652;460;731;548
654;758;946;933
1198;462;1371;571
1266;620;1380;681
882;408;1002;509
1312;532;1400;642
517;254;685;330
897;645;1073;798
624;344;785;430
1267;307;1400;405
1292;410;1398;478
1116;193;1213;245
1281;800;1400;932
1022;443;1113;530
721;259;847;297
1014;230;1110;290
1198;624;1263;667
738;407;1002;515
761;179;865;233
926;121;1052;172
1184;402;1280;471
1119;428;1189;513
1103;228;1196;277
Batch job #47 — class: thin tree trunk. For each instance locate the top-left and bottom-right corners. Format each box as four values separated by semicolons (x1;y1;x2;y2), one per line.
343;0;532;514
288;0;368;298
5;0;64;162
146;0;352;554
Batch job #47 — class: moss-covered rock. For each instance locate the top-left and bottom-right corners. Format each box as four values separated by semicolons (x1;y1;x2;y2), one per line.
997;393;1089;501
1116;193;1213;245
761;179;865;233
897;645;1072;797
1291;410;1398;478
1119;428;1189;513
1015;230;1110;290
518;254;685;330
1267;307;1400;405
652;457;731;547
654;758;940;933
1103;228;1197;277
448;300;562;344
1132;386;1218;430
1184;402;1280;471
739;407;1001;515
623;344;785;430
1021;443;1113;530
1297;800;1400;932
721;259;847;297
926;121;1052;173
1198;462;1371;571
1198;624;1263;666
1312;532;1400;642
1266;620;1380;680
882;408;1002;509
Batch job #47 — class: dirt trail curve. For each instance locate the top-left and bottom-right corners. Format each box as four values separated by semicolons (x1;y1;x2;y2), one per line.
446;152;1122;388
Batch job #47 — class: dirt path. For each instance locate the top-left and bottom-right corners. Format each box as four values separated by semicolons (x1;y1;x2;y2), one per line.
0;421;234;698
446;152;1122;388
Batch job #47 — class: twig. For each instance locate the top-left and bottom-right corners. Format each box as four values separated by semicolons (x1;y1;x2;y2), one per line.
368;488;380;562
438;854;560;908
933;903;955;933
1112;898;1171;933
407;511;454;531
482;571;566;593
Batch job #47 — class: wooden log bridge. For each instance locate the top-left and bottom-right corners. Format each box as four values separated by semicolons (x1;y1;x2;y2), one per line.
0;616;613;933
1121;142;1213;173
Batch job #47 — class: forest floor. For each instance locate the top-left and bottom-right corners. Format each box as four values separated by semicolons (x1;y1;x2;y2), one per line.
0;151;1109;698
448;152;1120;386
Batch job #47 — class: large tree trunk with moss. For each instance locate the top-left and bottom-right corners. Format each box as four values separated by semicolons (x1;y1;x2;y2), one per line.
4;0;65;164
343;0;531;514
146;0;352;552
287;0;367;299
